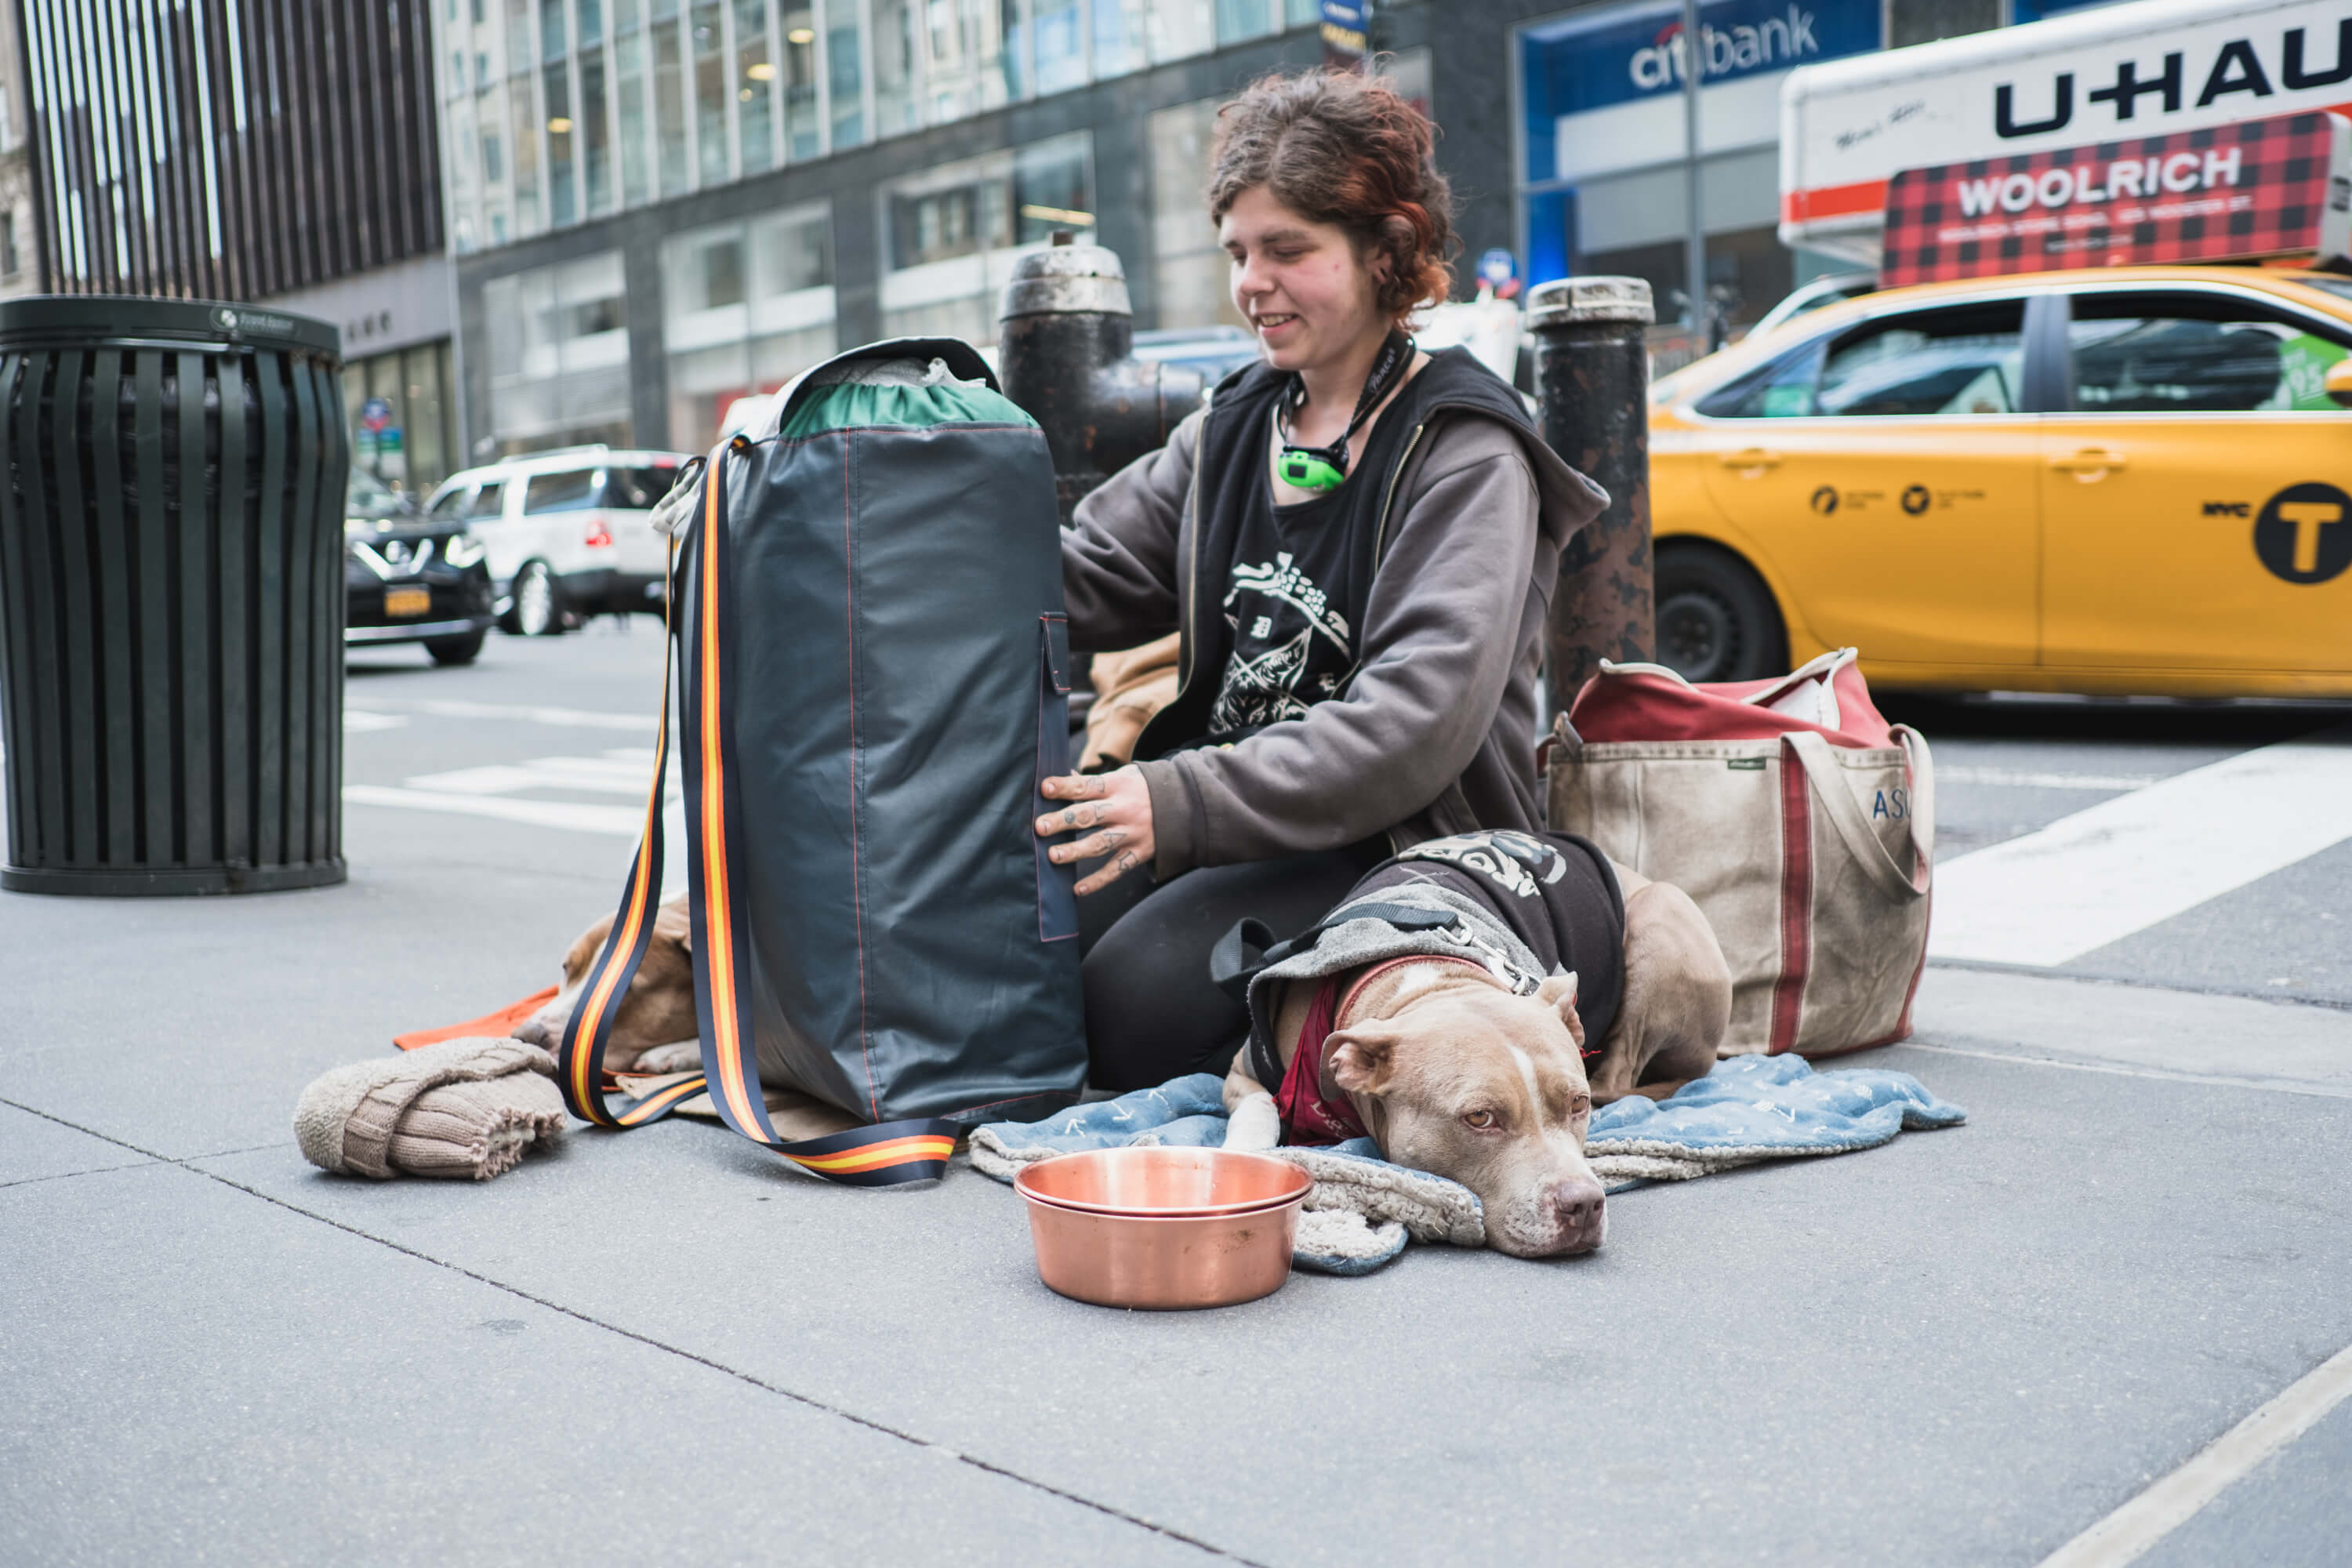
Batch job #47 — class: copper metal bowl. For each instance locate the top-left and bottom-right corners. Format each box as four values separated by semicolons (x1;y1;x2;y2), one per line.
1015;1148;1308;1309
1015;1145;1311;1218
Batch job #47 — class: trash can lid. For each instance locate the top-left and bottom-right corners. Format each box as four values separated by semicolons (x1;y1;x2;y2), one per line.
0;295;341;356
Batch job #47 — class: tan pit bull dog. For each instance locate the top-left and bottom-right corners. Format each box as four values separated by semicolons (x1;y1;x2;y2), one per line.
1221;847;1731;1259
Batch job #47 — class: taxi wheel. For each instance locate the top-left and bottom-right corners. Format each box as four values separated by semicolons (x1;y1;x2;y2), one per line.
1654;545;1787;684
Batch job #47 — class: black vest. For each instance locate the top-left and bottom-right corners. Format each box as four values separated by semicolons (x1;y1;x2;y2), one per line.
1135;347;1538;764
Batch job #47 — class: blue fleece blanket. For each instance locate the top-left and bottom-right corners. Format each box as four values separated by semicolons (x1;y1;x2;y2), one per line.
971;1054;1965;1274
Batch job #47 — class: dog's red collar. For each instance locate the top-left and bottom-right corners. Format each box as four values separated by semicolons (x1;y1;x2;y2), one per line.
1273;953;1603;1145
1276;956;1492;1146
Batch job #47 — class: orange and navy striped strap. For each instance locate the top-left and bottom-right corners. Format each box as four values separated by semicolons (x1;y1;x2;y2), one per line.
554;523;681;1131
557;443;960;1186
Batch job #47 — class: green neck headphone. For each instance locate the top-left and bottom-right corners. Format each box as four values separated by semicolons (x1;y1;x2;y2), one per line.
1276;328;1415;493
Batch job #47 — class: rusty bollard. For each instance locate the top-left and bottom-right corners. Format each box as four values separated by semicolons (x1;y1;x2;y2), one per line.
998;235;1207;524
1530;275;1657;715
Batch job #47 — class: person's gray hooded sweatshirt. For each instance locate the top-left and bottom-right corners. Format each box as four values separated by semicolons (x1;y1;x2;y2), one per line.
1061;346;1606;878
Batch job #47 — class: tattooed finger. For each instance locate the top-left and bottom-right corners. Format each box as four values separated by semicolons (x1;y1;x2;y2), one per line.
1049;827;1127;866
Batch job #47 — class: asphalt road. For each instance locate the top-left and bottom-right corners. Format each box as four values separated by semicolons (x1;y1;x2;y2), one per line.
5;620;2350;1566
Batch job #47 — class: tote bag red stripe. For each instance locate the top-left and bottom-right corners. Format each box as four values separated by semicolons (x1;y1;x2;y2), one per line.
1768;746;1813;1055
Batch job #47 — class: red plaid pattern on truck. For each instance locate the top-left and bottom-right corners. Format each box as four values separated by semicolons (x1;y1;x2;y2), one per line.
1879;110;2350;287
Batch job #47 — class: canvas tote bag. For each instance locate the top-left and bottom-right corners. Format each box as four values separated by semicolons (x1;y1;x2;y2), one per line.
1545;648;1934;1058
555;340;1087;1184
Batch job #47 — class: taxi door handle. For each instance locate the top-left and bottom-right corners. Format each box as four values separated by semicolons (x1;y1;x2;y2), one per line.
2049;448;2126;477
1718;448;1782;473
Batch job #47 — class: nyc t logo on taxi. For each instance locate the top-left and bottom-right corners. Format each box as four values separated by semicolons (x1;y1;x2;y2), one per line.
2253;482;2352;586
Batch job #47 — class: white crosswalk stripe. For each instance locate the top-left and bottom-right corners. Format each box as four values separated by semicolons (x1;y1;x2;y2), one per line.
1934;765;2155;792
1930;724;2352;967
344;745;687;894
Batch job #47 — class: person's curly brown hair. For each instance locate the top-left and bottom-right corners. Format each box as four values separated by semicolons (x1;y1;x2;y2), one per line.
1207;69;1455;322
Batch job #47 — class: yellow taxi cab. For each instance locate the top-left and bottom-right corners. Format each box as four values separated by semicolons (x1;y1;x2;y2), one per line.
1646;265;2352;697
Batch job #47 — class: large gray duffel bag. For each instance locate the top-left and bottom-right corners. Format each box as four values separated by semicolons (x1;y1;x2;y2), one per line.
557;339;1087;1184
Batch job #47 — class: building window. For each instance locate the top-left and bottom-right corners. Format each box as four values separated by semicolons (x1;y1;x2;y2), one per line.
661;205;838;449
919;0;1011;124
1214;0;1276;45
828;2;866;147
582;50;613;212
341;340;459;499
655;11;691;194
878;132;1092;344
618;24;652;205
736;0;777;174
2;212;19;280
1149;98;1240;332
510;67;544;234
692;0;730;186
546;60;577;224
484;251;636;454
873;0;919;136
1094;0;1211;76
780;2;822;157
1033;0;1083;95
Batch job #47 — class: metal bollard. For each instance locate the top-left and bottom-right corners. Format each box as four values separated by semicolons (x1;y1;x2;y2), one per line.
1529;276;1657;716
997;234;1207;524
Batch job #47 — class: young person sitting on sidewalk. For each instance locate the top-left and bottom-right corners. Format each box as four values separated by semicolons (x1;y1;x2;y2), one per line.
1039;67;1605;1091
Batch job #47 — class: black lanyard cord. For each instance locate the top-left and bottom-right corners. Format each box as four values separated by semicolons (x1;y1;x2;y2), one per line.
1277;328;1415;486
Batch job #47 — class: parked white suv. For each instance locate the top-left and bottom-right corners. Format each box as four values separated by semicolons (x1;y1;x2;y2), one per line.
423;447;689;636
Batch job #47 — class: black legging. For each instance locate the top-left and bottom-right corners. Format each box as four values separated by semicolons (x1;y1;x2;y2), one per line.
1074;843;1385;1091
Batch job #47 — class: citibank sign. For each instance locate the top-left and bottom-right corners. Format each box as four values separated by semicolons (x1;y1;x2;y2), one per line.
1519;0;1880;187
1628;5;1823;90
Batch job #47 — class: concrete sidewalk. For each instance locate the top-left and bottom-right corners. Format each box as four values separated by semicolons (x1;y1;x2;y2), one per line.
7;809;2352;1565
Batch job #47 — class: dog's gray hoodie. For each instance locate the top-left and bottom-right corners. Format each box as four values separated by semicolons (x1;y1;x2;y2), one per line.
1227;830;1626;1091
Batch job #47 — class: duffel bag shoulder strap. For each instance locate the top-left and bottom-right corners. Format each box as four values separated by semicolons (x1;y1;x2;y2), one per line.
1783;728;1933;901
557;442;960;1186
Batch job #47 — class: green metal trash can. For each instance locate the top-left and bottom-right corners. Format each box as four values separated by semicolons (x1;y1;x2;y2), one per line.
0;297;349;895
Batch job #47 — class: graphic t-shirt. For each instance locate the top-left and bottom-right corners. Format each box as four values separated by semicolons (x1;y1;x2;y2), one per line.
1204;397;1417;741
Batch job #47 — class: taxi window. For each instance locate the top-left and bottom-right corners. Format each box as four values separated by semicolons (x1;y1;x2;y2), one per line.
465;481;505;521
1692;342;1825;419
2067;292;2348;413
1814;303;2025;417
427;486;470;521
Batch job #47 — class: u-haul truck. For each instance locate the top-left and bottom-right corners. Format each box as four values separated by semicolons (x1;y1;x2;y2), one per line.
1780;0;2352;264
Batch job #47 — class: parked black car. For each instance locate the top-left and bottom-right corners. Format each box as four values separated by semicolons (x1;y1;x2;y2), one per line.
343;469;497;666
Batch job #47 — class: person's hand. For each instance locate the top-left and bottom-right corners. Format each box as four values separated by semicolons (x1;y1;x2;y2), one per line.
1036;767;1156;895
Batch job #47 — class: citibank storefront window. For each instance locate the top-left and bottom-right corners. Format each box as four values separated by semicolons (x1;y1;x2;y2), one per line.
1515;0;1878;328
